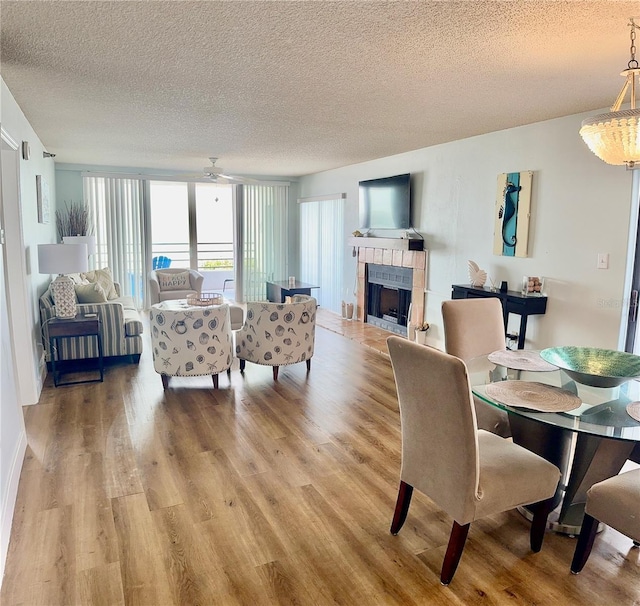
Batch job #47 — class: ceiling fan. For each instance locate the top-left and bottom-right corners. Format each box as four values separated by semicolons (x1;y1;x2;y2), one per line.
165;157;258;185
200;157;255;184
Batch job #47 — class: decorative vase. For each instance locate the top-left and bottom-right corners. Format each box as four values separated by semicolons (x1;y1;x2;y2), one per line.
345;303;354;320
415;329;428;345
51;275;77;318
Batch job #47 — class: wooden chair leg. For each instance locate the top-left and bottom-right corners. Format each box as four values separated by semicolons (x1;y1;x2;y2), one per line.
306;359;311;372
390;481;413;535
440;521;470;586
212;373;219;389
529;497;553;552
227;367;231;376
161;374;170;390
571;513;600;574
239;359;246;372
272;366;279;381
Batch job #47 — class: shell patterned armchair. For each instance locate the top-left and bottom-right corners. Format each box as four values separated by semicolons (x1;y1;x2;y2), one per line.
150;303;233;389
235;296;317;380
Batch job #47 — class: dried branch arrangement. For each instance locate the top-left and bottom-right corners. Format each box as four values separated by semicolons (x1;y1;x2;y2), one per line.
56;201;90;239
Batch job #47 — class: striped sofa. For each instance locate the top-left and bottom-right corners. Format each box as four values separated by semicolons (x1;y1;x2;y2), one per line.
40;283;143;363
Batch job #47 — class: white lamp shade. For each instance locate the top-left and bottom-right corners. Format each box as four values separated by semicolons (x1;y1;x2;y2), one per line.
63;235;97;256
38;243;89;275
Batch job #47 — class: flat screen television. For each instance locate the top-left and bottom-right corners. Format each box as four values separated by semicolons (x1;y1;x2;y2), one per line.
358;173;411;229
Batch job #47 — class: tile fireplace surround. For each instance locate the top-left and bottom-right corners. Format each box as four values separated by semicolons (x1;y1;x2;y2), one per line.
354;241;427;332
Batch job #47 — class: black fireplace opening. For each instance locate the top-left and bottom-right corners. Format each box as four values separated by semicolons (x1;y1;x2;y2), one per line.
366;264;413;335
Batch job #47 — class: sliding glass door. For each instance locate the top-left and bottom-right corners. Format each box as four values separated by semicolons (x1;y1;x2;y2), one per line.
195;183;234;297
299;195;345;313
235;184;289;302
85;176;146;308
149;181;190;267
149;181;235;298
85;174;290;308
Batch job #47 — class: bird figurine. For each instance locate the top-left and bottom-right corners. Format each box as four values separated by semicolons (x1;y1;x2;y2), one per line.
468;260;487;287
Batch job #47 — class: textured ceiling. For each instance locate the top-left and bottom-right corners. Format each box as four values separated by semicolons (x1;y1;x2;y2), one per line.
1;1;639;177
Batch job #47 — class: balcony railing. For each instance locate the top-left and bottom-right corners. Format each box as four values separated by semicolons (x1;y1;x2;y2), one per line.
151;241;234;271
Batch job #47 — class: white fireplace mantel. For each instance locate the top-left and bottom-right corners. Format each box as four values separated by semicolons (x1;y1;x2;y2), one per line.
348;236;424;251
353;241;428;331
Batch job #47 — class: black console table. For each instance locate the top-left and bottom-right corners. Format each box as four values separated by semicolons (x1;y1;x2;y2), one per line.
266;280;320;303
451;284;547;349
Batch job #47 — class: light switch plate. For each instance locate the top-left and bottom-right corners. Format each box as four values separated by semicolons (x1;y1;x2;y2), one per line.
597;253;609;269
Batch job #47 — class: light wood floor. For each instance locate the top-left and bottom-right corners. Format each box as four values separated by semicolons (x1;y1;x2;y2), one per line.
2;313;639;605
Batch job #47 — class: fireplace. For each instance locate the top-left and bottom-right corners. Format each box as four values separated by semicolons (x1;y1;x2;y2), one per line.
366;264;413;335
351;238;427;337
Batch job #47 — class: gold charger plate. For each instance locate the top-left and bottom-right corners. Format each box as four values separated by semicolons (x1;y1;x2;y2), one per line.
485;381;582;413
626;401;640;423
487;349;558;372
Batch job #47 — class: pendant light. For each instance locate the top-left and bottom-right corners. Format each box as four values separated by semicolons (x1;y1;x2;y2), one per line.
580;18;640;168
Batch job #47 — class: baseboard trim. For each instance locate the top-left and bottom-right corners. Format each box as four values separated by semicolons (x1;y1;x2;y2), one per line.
0;429;27;580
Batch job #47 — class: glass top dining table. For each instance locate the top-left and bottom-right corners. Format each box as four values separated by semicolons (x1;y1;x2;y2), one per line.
467;355;640;442
467;352;640;535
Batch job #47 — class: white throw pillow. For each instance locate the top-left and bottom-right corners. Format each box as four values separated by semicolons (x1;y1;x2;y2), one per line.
157;271;190;291
67;272;90;286
81;267;118;300
75;282;108;303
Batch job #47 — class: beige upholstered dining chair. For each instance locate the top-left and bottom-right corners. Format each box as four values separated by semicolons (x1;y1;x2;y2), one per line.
571;469;640;574
387;336;560;585
442;298;511;437
235;297;317;380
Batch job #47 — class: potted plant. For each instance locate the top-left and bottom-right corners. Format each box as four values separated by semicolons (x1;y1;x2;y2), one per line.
55;200;90;239
414;322;430;345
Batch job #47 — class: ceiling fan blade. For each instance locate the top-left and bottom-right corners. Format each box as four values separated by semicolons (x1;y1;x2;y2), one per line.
219;173;258;184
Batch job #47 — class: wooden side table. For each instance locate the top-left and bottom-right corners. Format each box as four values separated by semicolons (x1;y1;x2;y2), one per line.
47;315;104;387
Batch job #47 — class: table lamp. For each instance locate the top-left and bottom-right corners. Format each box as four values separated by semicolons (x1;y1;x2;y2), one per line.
63;235;97;270
38;243;88;318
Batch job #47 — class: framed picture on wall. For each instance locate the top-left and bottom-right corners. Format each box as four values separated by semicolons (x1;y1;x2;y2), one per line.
493;171;533;258
36;174;50;224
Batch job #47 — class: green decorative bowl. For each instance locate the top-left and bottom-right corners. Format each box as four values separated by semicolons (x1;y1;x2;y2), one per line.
540;346;640;388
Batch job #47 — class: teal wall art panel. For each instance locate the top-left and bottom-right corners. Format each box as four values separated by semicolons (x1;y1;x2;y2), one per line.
493;171;533;258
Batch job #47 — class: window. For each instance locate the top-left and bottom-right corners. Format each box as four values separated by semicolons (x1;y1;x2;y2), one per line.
84;173;290;307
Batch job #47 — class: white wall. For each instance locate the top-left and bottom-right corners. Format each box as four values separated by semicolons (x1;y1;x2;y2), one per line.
299;111;634;351
0;77;59;580
1;80;59;398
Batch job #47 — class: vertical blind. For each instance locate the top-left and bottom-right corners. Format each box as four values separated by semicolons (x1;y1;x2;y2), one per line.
235;184;289;302
84;176;147;309
299;195;345;313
